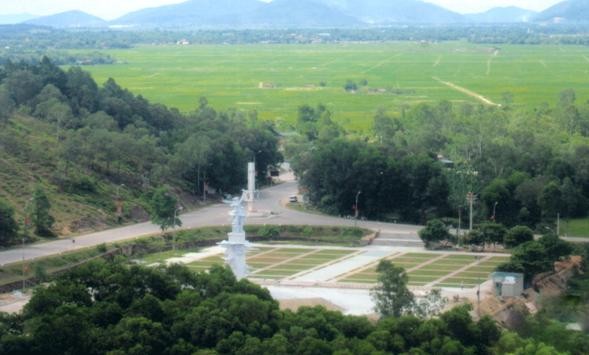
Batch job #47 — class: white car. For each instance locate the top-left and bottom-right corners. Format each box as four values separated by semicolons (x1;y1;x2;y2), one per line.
289;195;298;203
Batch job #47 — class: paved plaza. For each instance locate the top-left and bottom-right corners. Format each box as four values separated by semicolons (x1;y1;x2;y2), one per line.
156;243;510;315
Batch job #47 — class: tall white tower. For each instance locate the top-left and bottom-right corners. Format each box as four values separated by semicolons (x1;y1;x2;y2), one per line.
246;162;256;212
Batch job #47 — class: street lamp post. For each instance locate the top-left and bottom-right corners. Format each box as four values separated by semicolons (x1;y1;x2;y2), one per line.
491;201;498;222
467;192;476;232
116;184;125;224
22;198;33;291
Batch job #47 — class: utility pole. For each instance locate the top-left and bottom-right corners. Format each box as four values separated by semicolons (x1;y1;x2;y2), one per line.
354;190;362;227
477;278;481;318
22;198;33;291
467;192;475;232
116;184;125;224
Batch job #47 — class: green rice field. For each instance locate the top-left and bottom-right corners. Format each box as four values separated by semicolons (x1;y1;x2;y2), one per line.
80;42;589;130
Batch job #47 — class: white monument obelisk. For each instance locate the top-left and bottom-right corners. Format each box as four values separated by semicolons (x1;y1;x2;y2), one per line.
219;196;250;279
246;162;256;212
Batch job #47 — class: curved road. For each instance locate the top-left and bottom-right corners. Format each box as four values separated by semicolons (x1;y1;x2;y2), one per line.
0;179;421;266
2;177;586;266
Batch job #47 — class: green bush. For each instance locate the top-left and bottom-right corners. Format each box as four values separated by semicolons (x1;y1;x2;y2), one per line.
505;226;534;248
258;225;281;239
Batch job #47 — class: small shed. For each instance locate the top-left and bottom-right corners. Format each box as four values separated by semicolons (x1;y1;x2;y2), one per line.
492;272;524;298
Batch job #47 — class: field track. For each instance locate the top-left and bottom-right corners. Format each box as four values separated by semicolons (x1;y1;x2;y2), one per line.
433;77;500;107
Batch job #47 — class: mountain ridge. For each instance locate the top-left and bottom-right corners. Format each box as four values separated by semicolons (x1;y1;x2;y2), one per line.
17;0;589;28
25;10;107;28
535;0;589;23
465;6;537;23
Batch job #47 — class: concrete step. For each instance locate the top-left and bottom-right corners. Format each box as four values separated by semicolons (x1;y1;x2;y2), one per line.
371;239;424;247
372;233;424;247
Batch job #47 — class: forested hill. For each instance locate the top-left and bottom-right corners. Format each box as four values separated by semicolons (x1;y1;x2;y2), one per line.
1;260;586;354
0;57;282;243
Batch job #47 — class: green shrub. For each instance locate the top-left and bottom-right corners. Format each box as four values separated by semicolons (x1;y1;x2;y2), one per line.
504;226;534;248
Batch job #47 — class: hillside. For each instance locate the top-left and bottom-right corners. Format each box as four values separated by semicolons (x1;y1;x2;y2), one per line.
535;0;589;23
0;115;141;236
466;7;537;23
0;58;281;243
25;10;107;28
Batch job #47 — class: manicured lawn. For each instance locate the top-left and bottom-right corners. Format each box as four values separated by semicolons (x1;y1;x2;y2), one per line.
561;218;589;238
184;247;356;280
339;252;511;288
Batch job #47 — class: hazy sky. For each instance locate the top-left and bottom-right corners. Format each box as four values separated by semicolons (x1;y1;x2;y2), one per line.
0;0;564;20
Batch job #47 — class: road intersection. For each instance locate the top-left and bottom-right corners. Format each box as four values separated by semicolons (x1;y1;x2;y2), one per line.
0;179;420;266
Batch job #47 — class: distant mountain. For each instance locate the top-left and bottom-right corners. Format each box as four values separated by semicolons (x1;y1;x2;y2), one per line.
466;7;536;23
25;10;107;28
0;13;36;25
535;0;589;23
252;0;360;27
112;0;461;28
320;0;464;24
112;0;264;28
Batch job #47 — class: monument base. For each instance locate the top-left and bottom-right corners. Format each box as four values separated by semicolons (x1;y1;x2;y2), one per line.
219;240;250;280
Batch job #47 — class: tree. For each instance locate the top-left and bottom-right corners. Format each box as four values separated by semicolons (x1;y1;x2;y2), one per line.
0;85;15;123
538;181;563;220
0;199;18;246
499;234;573;281
31;186;55;237
371;260;414;317
504;226;534;248
413;289;448;319
479;223;507;249
418;219;451;248
5;69;42;105
344;80;358;92
173;134;211;196
148;187;181;233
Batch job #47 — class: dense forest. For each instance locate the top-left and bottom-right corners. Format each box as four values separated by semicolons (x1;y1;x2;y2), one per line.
1;260;587;355
0;57;282;245
288;92;589;231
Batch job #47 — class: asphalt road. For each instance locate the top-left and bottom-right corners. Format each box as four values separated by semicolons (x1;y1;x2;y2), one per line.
0;178;421;266
1;176;587;266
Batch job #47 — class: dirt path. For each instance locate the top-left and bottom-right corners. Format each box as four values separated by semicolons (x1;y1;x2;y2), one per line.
433;77;501;107
362;54;402;74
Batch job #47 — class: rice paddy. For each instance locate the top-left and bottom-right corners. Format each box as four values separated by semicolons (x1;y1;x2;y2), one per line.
79;42;589;131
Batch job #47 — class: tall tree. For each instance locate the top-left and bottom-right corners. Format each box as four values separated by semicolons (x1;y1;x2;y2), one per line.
31;186;54;237
148;187;181;233
0;199;18;245
371;260;414;317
